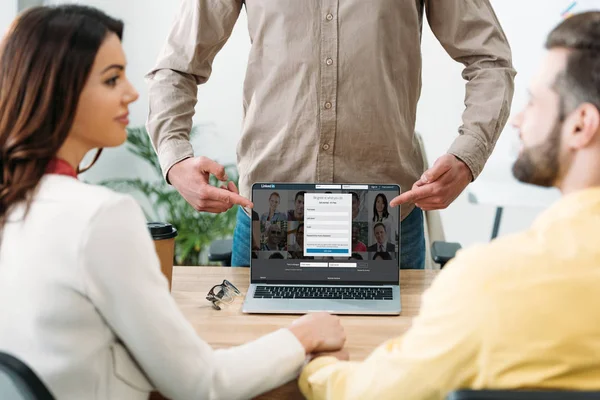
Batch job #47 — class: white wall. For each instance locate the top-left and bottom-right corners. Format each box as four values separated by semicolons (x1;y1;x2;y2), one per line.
38;0;599;247
0;0;17;37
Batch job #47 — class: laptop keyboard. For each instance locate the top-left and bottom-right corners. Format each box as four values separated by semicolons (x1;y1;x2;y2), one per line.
253;286;393;300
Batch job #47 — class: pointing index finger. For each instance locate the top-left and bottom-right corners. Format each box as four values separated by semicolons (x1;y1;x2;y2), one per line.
390;185;433;207
205;185;253;208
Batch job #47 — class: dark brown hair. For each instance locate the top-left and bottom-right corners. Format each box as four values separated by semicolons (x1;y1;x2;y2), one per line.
546;12;600;120
0;5;123;227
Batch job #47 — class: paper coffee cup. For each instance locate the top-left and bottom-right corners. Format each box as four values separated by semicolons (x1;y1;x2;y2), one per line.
147;222;178;291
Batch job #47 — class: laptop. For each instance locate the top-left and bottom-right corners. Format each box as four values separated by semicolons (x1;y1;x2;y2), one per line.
242;183;401;315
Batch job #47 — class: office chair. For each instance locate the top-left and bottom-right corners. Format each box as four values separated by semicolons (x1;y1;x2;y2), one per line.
208;238;233;266
208;132;462;268
447;389;600;400
0;352;55;400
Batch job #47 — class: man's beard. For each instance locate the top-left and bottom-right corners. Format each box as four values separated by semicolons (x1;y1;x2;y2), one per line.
512;122;562;187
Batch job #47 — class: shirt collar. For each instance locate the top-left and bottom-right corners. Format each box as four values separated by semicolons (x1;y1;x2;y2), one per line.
45;158;77;179
533;187;600;230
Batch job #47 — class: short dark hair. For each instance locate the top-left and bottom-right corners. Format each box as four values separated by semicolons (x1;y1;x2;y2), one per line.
373;252;392;260
295;191;306;201
373;222;386;232
269;252;285;259
350;192;359;202
545;12;600;119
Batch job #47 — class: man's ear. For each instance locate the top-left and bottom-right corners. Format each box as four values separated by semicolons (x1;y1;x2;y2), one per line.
566;103;600;150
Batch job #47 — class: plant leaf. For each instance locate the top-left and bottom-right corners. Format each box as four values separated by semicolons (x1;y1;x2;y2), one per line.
98;126;238;265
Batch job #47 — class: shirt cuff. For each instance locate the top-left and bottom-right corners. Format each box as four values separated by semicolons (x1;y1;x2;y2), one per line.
253;328;307;380
210;328;307;399
299;356;341;399
269;328;307;359
158;140;194;184
447;132;488;181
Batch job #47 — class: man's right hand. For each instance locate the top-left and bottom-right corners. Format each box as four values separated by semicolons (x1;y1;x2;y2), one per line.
167;157;253;213
288;312;346;354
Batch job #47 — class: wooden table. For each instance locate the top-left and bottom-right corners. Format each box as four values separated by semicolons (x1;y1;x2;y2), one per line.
170;267;438;399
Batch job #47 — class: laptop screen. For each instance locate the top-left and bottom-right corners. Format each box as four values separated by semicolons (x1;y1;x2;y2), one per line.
250;183;400;284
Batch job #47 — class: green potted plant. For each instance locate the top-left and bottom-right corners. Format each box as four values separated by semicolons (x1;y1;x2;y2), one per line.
100;126;238;265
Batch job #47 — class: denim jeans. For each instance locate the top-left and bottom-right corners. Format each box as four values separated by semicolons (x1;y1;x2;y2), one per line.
231;205;425;269
231;206;252;267
399;206;425;269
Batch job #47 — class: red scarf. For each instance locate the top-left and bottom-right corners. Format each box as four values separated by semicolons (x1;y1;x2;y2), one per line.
45;158;77;179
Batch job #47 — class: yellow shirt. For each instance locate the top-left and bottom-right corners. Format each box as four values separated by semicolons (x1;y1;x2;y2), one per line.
300;188;600;400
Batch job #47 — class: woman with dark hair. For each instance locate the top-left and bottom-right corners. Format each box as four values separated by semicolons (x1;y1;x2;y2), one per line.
371;193;397;247
0;6;345;400
372;193;390;222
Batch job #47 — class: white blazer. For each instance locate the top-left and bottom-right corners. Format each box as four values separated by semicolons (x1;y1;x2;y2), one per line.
0;175;305;400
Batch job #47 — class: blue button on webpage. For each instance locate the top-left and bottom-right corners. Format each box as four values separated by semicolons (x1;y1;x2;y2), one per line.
306;249;348;254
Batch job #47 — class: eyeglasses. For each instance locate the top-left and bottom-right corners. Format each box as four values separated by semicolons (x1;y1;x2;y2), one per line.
206;279;242;310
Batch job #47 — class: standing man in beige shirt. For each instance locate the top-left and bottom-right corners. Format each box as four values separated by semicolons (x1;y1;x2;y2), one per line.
146;0;515;268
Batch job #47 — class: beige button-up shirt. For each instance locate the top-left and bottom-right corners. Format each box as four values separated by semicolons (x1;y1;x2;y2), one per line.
147;0;515;220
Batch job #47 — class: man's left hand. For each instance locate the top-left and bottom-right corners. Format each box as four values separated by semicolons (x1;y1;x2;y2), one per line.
390;154;473;211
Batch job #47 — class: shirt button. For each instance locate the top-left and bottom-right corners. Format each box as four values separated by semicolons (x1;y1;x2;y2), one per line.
326;13;334;21
324;102;332;109
322;143;330;151
326;58;333;66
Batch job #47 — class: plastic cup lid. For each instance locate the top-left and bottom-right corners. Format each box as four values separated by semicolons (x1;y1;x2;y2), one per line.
147;222;178;240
